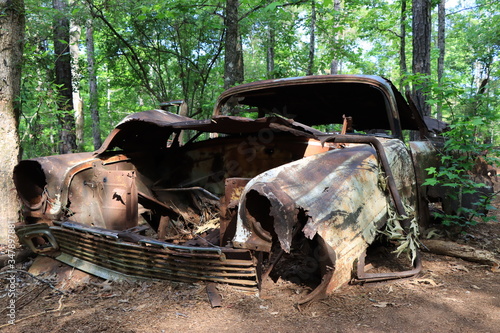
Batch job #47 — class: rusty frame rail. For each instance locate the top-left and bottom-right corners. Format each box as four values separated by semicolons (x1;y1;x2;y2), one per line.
353;249;423;283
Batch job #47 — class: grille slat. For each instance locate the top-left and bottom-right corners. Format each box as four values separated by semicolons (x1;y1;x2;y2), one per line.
49;226;258;290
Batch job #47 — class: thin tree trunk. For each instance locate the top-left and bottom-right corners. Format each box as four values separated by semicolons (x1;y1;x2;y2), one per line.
265;0;275;79
53;0;77;154
224;0;244;89
70;17;84;150
411;0;432;117
330;0;341;74
436;0;446;121
107;72;112;118
266;26;275;79
399;0;409;94
86;18;102;149
0;0;24;243
307;0;316;76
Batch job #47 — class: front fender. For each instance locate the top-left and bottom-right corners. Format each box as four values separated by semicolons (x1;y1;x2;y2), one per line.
234;138;417;291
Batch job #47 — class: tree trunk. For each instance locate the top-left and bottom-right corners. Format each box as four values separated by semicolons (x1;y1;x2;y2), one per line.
266;25;275;79
307;0;316;76
86;18;102;150
411;0;432;117
330;0;341;74
53;0;77;154
70;17;84;150
0;0;24;243
265;0;275;79
436;0;446;121
399;0;409;94
224;0;244;89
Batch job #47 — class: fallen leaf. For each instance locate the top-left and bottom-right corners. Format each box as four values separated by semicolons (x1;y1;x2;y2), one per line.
415;278;438;286
373;302;394;308
451;264;469;272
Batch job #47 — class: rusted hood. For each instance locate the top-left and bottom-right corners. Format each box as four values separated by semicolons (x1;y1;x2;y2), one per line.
94;109;323;155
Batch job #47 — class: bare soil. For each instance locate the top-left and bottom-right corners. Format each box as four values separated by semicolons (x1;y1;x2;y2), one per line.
1;197;499;333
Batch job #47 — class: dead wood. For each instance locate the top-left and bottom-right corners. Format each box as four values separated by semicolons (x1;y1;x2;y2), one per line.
421;239;500;271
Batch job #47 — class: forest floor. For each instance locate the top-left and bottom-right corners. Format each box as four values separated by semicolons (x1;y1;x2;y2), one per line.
1;192;499;332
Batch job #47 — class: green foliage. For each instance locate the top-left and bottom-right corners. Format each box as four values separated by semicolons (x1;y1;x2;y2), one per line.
19;2;61;158
18;0;500;161
423;112;499;227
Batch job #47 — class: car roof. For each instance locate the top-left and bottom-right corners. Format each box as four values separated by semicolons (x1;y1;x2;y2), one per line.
214;75;423;133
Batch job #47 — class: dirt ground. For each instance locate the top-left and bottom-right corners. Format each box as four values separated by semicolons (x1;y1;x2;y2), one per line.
1;196;499;333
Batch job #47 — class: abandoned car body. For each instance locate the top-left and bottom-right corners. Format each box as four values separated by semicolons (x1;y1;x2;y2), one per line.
14;75;443;300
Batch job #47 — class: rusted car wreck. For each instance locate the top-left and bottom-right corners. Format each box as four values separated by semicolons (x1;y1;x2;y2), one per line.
14;75;443;302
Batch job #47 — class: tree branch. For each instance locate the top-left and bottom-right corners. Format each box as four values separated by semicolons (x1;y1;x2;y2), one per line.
85;0;161;101
447;1;497;16
240;0;308;22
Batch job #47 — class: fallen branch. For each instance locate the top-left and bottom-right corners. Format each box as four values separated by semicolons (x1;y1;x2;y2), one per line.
421;239;500;271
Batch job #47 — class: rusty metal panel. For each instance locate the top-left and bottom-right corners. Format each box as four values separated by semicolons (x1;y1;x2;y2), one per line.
234;138;417;292
154;135;323;196
13;153;132;222
220;178;250;245
409;141;440;191
409;140;440;227
96;111;322;156
62;160;139;230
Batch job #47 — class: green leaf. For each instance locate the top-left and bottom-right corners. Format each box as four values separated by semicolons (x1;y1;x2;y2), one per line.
422;178;438;186
425;167;437;175
470;117;484;126
264;2;282;11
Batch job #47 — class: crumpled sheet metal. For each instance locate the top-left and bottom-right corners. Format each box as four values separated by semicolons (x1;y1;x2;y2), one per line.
234;138;417;293
95;110;322;156
13;152;132;221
